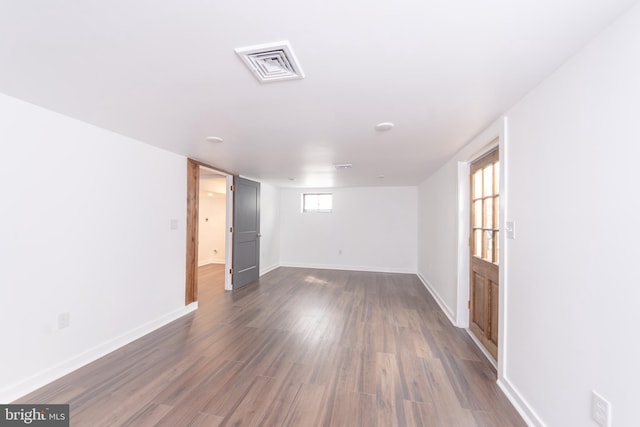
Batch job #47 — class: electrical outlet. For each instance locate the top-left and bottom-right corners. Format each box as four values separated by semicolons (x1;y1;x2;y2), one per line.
591;391;611;427
57;312;70;330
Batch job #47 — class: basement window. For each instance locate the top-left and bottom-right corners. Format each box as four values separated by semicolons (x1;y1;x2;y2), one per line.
302;193;332;213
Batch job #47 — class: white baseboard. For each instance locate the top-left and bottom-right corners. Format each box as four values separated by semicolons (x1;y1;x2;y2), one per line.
497;376;545;427
416;273;457;325
279;262;416;275
260;264;280;276
198;258;225;267
0;302;198;403
464;328;497;369
416;274;541;426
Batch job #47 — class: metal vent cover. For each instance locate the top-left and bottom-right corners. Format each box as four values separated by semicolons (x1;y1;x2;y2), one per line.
334;163;353;169
235;41;305;83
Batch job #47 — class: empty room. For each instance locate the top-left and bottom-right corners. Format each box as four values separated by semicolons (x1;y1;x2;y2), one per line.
1;1;639;426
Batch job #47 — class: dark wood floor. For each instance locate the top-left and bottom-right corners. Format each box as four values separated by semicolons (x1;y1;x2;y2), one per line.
17;266;525;426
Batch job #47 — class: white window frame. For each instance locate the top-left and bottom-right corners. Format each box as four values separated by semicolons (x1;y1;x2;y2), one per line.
302;193;333;213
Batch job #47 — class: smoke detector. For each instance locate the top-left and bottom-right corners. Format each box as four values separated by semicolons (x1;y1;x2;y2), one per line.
235;40;305;83
375;122;395;131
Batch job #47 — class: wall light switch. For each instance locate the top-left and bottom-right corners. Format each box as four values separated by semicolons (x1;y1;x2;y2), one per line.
505;221;515;239
57;312;70;329
170;219;178;230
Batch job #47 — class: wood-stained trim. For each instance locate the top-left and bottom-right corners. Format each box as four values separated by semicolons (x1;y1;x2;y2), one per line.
470;144;499;173
188;158;235;176
185;159;200;305
185;158;236;304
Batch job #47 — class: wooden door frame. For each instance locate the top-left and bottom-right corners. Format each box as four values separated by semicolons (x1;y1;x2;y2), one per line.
469;147;500;361
455;117;508;373
185;158;235;305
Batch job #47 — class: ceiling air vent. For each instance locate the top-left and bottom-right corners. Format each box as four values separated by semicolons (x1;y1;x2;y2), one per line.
235;40;305;83
334;163;353;170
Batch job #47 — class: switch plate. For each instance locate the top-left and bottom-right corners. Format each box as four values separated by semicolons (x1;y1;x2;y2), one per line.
505;221;515;239
57;312;70;330
170;219;178;230
591;391;611;427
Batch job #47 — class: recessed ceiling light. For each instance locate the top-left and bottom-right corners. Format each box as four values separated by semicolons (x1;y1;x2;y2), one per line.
207;192;214;197
206;136;224;143
375;122;394;132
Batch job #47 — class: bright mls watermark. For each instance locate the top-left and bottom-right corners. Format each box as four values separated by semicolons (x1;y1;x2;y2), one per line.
0;405;69;426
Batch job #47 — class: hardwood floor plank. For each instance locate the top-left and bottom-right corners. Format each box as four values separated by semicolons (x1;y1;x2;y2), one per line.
217;376;281;427
185;412;224;427
375;352;407;427
99;356;218;425
14;265;525;426
196;364;256;417
165;359;246;421
251;363;309;426
152;356;226;406
324;390;376;427
118;402;173;427
396;351;432;403
356;348;378;395
403;399;477;427
154;410;223;427
281;383;325;427
70;392;130;426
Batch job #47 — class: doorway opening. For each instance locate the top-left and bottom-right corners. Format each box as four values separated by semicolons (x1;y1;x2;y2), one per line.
197;167;229;299
454;118;506;373
185;159;233;306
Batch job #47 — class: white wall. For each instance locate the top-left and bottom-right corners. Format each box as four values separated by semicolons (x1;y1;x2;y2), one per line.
0;93;191;403
417;160;459;321
198;191;226;265
503;4;640;425
417;3;640;426
279;187;417;273
259;182;280;275
417;120;503;328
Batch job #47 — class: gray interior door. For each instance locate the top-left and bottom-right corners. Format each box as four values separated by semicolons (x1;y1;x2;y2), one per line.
232;176;260;289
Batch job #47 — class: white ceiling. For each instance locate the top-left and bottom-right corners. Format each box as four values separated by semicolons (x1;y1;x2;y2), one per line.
0;0;636;188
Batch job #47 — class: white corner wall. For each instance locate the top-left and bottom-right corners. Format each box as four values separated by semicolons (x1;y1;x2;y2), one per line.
418;3;640;426
417;160;459;322
0;93;190;403
279;187;417;273
502;3;640;426
259;182;280;275
417;119;503;327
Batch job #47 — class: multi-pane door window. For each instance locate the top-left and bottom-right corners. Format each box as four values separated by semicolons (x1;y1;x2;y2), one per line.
471;150;499;264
